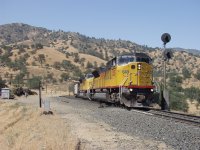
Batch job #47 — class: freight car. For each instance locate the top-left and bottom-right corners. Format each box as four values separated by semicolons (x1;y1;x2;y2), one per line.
74;53;154;107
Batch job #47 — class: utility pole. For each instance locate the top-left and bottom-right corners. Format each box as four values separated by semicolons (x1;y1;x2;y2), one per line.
39;80;42;108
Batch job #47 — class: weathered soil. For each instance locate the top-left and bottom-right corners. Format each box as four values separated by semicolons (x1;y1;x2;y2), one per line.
0;98;78;150
1;91;199;150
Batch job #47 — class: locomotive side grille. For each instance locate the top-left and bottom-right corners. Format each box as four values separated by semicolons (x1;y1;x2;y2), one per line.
137;63;152;86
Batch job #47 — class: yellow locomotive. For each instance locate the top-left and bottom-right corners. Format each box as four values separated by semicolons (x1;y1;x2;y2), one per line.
74;53;154;107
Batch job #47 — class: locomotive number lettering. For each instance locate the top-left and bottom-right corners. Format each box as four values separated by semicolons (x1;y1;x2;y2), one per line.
122;70;129;74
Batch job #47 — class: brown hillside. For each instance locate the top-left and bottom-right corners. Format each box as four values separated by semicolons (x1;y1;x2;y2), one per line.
0;23;200;88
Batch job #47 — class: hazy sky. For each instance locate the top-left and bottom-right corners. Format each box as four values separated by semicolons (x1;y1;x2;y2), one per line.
0;0;200;50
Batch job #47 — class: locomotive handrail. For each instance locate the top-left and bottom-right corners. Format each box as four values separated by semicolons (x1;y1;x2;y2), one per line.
119;75;129;99
87;89;92;100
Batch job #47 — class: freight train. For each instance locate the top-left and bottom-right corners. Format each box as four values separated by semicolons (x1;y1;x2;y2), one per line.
74;53;155;107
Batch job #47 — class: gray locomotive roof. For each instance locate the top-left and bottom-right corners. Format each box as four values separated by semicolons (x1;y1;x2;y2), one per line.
117;52;150;58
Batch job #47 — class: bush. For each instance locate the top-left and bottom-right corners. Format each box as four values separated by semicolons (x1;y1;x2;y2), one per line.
0;77;6;88
169;92;188;112
27;76;42;89
86;61;93;69
194;70;200;80
184;87;200;103
31;43;43;50
38;54;45;66
168;74;183;90
73;53;80;63
182;67;191;78
13;73;26;87
60;73;69;82
53;62;61;70
32;61;37;66
45;73;54;83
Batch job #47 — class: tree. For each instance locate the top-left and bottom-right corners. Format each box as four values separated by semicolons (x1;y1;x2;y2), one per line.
105;51;109;60
24;53;30;59
73;53;80;63
27;76;42;89
53;62;61;70
81;62;84;67
168;74;183;90
36;43;43;49
61;60;72;70
60;73;69;82
182;67;191;78
0;77;6;88
194;70;200;80
100;63;105;67
38;54;45;67
94;61;98;68
86;61;93;69
13;73;26;87
31;43;43;50
45;73;54;83
80;58;86;62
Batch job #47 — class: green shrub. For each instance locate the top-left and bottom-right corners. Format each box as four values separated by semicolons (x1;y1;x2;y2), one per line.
32;61;37;66
86;61;93;69
184;87;200;104
53;62;61;70
27;76;42;89
194;70;200;80
169;92;188;112
38;54;45;66
182;67;191;78
60;73;69;82
0;77;6;88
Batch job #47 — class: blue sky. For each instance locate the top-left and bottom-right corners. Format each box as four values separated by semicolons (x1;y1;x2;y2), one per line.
0;0;200;50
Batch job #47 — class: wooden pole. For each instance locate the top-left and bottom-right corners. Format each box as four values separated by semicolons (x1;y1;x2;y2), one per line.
39;81;42;108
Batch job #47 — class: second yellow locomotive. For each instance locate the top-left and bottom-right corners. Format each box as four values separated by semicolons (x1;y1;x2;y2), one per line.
75;53;154;107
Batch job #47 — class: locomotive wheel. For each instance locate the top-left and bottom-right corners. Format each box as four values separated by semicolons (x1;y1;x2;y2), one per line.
120;93;138;107
120;94;133;107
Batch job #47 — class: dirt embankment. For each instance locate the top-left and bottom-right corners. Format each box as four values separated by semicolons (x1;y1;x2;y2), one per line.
0;101;78;150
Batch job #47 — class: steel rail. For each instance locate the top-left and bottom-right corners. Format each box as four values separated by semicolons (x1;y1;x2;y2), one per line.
149;110;200;127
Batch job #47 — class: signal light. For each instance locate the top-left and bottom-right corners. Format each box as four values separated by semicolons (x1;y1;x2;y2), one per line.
161;33;171;45
163;49;173;60
138;64;141;70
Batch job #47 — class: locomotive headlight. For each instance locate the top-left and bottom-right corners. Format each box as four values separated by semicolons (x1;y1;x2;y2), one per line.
138;64;141;70
131;65;135;69
129;89;133;92
150;89;154;92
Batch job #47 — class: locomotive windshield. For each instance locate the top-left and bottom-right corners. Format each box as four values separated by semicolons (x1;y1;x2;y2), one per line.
136;57;150;63
118;56;134;65
118;54;151;65
85;73;94;79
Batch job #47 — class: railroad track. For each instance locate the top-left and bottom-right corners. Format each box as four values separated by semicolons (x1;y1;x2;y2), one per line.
59;96;200;127
148;110;200;127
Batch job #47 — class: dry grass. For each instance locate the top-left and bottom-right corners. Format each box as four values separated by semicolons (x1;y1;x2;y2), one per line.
79;53;106;66
0;101;78;150
187;100;200;116
26;47;68;66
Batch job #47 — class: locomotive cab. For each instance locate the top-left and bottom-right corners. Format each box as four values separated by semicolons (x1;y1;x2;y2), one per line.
116;53;153;87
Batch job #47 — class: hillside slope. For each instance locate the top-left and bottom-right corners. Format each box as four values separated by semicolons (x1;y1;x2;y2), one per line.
0;23;199;83
0;23;200;113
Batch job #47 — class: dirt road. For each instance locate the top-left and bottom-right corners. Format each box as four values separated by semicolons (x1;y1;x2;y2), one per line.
0;96;172;150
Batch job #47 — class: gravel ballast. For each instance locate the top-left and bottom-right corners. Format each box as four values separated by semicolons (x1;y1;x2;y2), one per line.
53;96;200;150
